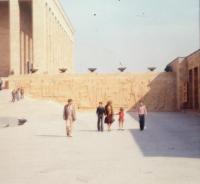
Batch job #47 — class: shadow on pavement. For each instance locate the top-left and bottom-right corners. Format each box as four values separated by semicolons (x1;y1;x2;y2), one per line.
78;130;99;132
36;134;67;138
128;112;200;158
0;116;27;128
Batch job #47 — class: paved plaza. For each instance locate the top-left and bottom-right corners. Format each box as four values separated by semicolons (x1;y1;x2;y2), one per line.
0;90;200;184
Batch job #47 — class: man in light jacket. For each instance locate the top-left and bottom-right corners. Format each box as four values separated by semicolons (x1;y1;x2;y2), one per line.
63;99;76;137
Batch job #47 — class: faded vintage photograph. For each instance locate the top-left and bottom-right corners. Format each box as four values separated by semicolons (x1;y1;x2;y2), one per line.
0;0;200;184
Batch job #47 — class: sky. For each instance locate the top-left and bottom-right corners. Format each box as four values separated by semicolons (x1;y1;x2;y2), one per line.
60;0;199;73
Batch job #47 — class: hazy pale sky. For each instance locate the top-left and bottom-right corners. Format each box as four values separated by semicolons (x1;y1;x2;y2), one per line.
60;0;199;73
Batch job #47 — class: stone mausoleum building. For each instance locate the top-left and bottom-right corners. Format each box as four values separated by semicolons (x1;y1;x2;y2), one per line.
0;0;74;77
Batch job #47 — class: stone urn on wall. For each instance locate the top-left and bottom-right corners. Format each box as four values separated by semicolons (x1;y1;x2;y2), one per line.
59;68;67;73
88;68;97;73
118;67;127;72
148;67;156;72
30;68;38;74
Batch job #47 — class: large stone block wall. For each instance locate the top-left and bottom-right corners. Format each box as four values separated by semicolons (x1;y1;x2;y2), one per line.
9;72;176;111
0;2;10;77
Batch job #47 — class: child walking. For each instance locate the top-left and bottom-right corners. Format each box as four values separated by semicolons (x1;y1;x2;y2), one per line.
116;107;125;130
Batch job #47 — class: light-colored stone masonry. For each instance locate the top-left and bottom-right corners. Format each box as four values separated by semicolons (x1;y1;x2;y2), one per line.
9;72;176;111
0;0;74;77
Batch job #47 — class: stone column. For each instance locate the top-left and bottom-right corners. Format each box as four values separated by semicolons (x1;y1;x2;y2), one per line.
52;16;55;73
32;0;46;73
50;12;53;73
47;7;50;73
9;0;20;75
20;31;24;74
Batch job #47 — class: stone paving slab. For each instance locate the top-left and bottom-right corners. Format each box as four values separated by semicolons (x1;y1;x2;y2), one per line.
0;90;200;184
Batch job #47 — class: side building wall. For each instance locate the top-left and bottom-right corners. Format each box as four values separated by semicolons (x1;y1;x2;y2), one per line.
187;50;200;111
169;57;187;111
9;73;176;111
169;50;200;112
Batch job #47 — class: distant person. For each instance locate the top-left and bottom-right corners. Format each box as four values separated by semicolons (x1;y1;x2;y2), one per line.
20;87;24;99
104;101;114;131
96;102;105;132
15;88;20;101
63;99;76;137
116;107;125;130
137;101;147;131
11;89;16;102
0;78;3;90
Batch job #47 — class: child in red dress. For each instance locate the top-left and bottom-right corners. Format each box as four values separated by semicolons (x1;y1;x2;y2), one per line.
116;107;125;130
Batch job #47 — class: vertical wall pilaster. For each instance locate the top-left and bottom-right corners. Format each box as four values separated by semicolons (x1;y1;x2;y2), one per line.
199;65;200;112
176;62;181;111
20;31;24;74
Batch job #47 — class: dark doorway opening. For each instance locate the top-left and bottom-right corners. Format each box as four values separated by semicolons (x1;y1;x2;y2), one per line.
188;69;193;108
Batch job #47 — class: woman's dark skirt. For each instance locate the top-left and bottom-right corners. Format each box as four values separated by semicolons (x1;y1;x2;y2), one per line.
105;114;113;124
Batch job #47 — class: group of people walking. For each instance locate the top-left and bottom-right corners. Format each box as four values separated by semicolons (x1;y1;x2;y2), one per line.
0;78;24;102
96;100;147;132
11;87;24;102
96;101;125;132
63;99;147;137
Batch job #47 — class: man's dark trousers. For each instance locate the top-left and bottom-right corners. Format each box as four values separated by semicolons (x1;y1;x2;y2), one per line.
139;115;145;131
97;116;104;131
